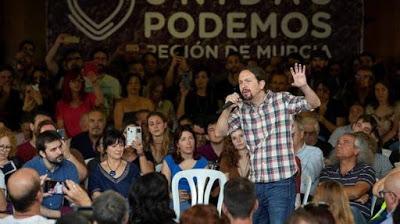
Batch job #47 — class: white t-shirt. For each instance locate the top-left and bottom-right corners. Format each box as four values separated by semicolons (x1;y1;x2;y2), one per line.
0;215;55;224
0;170;5;189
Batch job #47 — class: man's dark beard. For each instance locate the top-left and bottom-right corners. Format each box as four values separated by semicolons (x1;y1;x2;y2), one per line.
48;156;64;165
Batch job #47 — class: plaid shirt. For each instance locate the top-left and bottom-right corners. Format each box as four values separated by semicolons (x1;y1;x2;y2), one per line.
228;91;311;183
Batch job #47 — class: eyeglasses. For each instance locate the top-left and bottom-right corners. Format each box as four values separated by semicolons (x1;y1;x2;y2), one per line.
0;145;12;151
379;190;397;198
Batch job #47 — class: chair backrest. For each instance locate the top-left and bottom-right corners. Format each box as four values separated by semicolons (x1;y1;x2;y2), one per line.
171;169;227;218
302;175;312;205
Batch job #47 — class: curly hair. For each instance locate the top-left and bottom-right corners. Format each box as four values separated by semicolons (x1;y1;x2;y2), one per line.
129;172;175;224
0;127;17;157
220;137;240;169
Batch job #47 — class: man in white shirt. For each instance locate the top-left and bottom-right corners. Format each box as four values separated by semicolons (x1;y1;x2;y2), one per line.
293;118;324;196
0;168;55;224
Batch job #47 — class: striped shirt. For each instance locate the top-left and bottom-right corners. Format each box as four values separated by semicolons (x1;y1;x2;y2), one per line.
320;163;376;218
228;91;311;183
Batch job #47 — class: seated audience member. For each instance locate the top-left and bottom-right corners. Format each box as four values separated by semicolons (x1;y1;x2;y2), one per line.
122;124;154;174
0;127;20;182
34;119;87;182
320;132;375;223
314;79;346;141
328;103;365;146
300;115;333;158
370;171;400;224
70;109;106;160
146;77;176;125
24;131;79;214
197;118;225;168
88;129;140;199
161;125;208;212
0;65;22;131
312;180;355;224
143;112;174;170
16;111;51;163
0;168;55;223
180;204;223;224
129;172;176;224
223;177;258;224
114;74;154;130
219;129;250;178
92;190;129;224
192;118;207;148
293;118;324;196
56;70;103;138
285;207;317;224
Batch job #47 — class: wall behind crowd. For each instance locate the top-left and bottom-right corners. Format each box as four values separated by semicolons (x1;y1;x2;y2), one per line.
0;0;399;65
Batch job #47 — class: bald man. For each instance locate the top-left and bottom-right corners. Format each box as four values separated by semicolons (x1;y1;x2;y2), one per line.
371;172;400;223
0;168;55;223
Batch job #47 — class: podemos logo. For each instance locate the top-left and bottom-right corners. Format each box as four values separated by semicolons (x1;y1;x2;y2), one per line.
67;0;135;41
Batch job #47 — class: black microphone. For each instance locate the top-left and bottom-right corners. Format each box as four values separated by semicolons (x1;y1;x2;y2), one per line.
217;101;235;114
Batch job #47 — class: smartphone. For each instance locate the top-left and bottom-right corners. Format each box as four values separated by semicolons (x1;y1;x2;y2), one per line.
31;84;39;91
1;161;17;175
126;126;142;146
44;180;65;194
57;129;66;139
174;46;184;57
181;74;191;90
126;44;139;52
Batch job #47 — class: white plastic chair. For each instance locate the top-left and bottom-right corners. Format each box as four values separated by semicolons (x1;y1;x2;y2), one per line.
171;169;227;219
302;175;312;205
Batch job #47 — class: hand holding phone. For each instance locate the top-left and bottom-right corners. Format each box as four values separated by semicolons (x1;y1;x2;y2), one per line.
44;180;65;194
64;36;80;44
125;125;142;147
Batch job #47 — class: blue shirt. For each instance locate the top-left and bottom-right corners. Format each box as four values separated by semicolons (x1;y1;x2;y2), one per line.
88;161;139;198
24;156;79;210
164;154;208;191
320;162;376;218
296;144;324;195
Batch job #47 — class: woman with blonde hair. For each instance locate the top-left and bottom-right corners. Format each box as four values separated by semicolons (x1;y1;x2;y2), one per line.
313;180;355;224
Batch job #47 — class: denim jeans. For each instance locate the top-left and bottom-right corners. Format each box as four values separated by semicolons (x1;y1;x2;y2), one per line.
253;176;296;224
351;205;367;224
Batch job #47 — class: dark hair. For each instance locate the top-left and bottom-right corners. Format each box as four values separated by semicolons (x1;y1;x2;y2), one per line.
355;114;378;134
178;115;193;126
226;51;242;61
129;172;176;223
172;125;199;164
62;48;81;62
8;174;41;212
286;208;318;224
146;111;171;160
205;116;219;135
223;177;257;219
61;70;86;103
102;129;125;153
90;47;109;59
92;190;129;224
180;204;222;224
310;50;328;60
56;211;90;224
0;64;15;76
371;79;396;108
242;65;266;82
19;39;35;52
303;203;335;224
359;51;376;62
36;130;62;152
122;73;142;97
37;119;57;133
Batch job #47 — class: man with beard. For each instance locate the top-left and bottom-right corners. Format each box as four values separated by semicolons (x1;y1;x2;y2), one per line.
216;52;244;103
215;64;320;224
24;130;79;212
70;109;106;159
308;50;329;87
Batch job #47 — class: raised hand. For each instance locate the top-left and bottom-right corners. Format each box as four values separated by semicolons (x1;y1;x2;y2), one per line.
290;63;308;88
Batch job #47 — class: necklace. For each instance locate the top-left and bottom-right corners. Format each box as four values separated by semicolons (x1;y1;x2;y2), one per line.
106;159;122;177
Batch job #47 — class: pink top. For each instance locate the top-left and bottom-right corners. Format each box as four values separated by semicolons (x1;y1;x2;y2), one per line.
56;93;96;138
